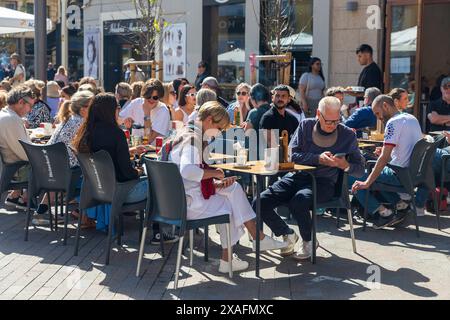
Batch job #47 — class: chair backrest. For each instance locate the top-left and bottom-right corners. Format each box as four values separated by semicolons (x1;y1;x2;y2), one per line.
143;158;187;230
408;137;441;187
18;140;71;194
76;150;117;209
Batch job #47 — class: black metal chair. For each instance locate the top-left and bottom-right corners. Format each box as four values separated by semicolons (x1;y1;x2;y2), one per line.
18;141;81;244
137;158;233;289
74;150;146;265
0;152;28;200
363;137;443;236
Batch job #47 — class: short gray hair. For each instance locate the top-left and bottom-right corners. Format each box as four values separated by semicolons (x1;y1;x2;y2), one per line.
318;96;341;113
6;85;34;105
364;87;381;104
196;88;217;107
70;90;94;115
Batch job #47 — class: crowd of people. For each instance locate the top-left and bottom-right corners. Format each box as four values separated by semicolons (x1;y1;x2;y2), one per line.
1;43;449;273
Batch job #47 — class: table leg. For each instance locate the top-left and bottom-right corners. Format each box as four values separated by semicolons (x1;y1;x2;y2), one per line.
255;175;262;278
307;172;317;264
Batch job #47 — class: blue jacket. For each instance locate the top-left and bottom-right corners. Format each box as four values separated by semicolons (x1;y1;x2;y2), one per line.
344;106;377;130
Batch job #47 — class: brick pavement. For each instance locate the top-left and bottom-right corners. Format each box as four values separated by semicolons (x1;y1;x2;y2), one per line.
0;203;449;300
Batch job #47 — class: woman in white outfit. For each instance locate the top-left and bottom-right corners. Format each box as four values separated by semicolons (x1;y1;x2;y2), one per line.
173;84;196;125
169;101;287;273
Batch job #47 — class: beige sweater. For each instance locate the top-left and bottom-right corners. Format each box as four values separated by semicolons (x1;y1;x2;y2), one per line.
0;107;30;163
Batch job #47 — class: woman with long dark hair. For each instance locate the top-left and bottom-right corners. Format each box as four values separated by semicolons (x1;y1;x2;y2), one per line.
72;93;147;230
173;84;196;124
298;57;325;118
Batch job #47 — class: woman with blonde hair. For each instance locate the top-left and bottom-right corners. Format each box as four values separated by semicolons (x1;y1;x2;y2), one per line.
161;82;177;120
168;101;286;273
54;66;68;86
32;90;95;226
0;91;7;110
227;82;252;125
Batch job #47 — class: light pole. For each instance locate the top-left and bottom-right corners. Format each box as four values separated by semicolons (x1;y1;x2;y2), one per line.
34;0;47;85
61;0;68;69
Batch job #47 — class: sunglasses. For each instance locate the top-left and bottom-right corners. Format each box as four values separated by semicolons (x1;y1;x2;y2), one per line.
236;91;248;96
169;90;177;95
147;95;160;101
186;93;196;97
443;85;450;90
319;112;341;126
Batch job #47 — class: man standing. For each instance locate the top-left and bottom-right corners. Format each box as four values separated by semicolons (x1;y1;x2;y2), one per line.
255;97;365;259
260;85;299;147
47;63;56;81
8;53;26;88
351;95;424;228
356;44;383;91
0;85;34;208
427;77;450;132
194;61;209;91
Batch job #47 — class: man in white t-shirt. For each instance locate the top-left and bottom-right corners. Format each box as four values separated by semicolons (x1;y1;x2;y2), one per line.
119;79;170;145
351;95;424;229
8;53;26;88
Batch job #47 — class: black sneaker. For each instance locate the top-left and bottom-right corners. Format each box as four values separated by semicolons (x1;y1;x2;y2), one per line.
4;197;28;210
389;210;410;227
373;214;396;230
150;232;179;245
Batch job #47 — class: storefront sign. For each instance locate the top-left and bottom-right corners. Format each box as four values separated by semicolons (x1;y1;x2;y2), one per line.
163;23;186;81
103;19;141;36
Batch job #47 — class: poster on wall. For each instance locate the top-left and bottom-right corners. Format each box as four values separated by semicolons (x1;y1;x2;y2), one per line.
163;23;186;81
84;29;100;79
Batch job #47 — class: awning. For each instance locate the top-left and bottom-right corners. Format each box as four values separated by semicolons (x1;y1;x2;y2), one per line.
218;48;245;66
0;6;53;35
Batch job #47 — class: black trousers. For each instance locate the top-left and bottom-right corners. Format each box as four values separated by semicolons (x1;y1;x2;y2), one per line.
253;173;335;242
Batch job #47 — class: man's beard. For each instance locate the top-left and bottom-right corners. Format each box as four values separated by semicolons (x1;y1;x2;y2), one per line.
275;102;287;109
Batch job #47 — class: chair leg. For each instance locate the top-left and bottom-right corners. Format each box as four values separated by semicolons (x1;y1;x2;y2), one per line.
363;189;369;231
63;197;69;246
74;209;83;256
159;225;165;257
136;220;149;277
105;210;114;265
117;215;123;246
174;236;184;290
48;192;53;232
410;200;420;238
436;184;442;230
336;209;341;228
347;209;357;253
138;210;144;242
225;223;233;279
189;229;194;267
24;196;33;241
54;192;59;232
204;226;209;262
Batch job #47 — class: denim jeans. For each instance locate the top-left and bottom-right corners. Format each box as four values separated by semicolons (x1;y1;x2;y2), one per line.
349;166;429;215
124;176;148;204
253;172;335;242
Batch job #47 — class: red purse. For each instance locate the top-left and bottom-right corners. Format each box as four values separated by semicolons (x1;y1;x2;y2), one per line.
200;163;216;200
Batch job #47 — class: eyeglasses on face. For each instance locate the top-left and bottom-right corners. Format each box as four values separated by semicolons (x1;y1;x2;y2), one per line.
236;91;248;96
186;93;196;97
169;90;177;95
443;85;450;90
319;112;341;125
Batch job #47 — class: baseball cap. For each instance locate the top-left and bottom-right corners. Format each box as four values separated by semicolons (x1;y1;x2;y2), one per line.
201;77;219;89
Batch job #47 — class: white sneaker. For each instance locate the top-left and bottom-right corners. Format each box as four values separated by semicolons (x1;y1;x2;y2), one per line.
293;240;319;261
280;232;299;257
416;207;425;217
218;254;249;273
252;235;287;252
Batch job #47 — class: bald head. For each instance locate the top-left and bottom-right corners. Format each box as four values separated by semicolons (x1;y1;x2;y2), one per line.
372;95;398;122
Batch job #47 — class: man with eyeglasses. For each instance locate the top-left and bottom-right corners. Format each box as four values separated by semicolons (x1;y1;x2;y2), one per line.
427;77;450;132
255;97;364;260
119;79;171;145
0;85;34;209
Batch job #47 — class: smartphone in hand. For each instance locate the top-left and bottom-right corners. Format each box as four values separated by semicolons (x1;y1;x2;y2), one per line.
334;153;346;158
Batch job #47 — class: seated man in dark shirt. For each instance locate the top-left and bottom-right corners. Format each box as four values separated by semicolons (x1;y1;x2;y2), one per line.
427;77;450;132
260;85;299;147
344;87;381;137
254;97;365;260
